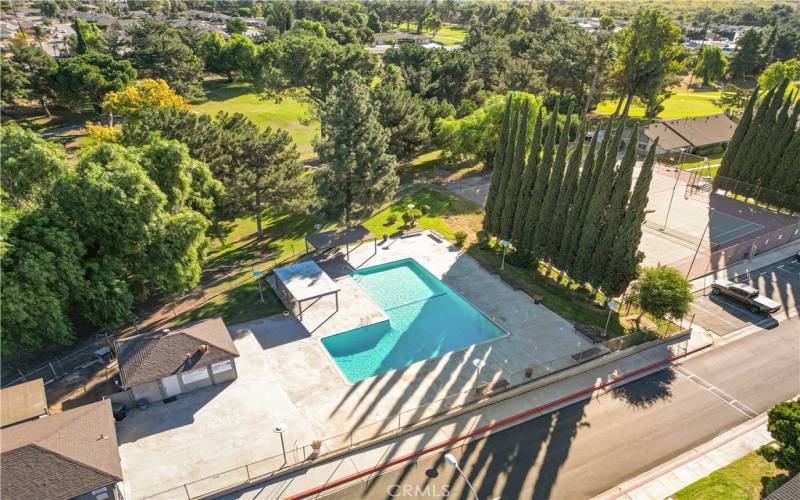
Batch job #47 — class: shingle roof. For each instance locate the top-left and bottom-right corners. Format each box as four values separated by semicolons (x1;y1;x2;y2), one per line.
1;378;48;428
1;400;123;500
643;113;738;150
115;317;239;388
767;473;800;500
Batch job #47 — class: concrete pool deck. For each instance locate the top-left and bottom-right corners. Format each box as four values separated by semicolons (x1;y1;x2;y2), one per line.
118;232;601;499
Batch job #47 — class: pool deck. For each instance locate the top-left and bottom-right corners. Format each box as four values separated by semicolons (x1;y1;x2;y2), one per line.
118;232;602;499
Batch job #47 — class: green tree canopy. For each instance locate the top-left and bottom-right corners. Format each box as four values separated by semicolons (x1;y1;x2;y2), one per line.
314;71;398;224
767;401;800;474
628;265;693;324
1;124;67;212
697;46;728;86
52;52;137;112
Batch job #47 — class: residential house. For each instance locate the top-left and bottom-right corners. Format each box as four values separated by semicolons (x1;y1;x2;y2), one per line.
0;379;48;428
114;317;239;405
1;400;124;500
637;112;739;155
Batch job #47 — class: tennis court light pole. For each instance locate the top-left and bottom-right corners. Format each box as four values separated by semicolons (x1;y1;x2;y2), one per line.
444;453;479;500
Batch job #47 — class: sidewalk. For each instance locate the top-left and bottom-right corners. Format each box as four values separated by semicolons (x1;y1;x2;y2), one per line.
221;330;714;500
595;414;772;500
690;239;800;292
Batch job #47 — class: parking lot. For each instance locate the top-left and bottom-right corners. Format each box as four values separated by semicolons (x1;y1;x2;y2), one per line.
690;256;800;336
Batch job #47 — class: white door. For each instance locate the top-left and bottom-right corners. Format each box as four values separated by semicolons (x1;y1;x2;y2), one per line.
161;375;182;398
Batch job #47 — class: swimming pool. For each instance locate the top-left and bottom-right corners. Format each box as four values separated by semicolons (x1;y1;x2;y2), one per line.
320;258;506;383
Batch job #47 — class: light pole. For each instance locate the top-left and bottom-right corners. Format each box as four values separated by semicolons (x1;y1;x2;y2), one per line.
603;300;619;337
274;422;288;463
472;358;486;382
500;240;510;270
444;453;479;500
253;270;264;303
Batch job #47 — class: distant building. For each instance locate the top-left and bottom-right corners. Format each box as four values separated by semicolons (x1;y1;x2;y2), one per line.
638;112;739;155
114;317;239;405
1;399;124;500
0;379;48;429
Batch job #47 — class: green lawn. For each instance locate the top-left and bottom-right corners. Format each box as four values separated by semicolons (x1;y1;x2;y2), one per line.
398;23;467;46
171;278;284;327
595;92;724;119
362;187;481;240
190;79;319;160
674;447;789;500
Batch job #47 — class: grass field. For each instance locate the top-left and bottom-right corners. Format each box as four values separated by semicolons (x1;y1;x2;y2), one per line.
674;447;789;500
190;79;319;160
399;23;467;46
595;92;724;119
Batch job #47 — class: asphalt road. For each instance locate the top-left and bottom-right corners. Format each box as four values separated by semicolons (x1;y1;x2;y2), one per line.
328;316;800;500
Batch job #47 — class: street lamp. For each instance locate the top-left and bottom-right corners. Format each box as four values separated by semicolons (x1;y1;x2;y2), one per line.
603;300;619;337
274;422;288;463
500;240;510;270
444;453;479;500
253;270;264;303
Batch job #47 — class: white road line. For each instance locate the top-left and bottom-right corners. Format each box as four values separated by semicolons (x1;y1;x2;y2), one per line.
676;366;758;418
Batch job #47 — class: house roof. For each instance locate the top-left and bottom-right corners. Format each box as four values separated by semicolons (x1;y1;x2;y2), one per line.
274;260;340;302
643;113;738;150
115;317;239;388
767;472;800;500
1;400;123;500
1;378;48;428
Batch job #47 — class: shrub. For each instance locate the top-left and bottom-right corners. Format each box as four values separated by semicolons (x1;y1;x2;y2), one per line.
767;400;800;474
402;208;422;226
454;231;468;246
420;204;432;215
476;229;491;249
386;213;399;225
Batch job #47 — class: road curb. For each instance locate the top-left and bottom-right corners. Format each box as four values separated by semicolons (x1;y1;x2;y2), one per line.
284;343;712;500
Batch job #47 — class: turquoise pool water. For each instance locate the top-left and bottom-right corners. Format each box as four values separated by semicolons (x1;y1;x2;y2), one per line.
321;259;505;383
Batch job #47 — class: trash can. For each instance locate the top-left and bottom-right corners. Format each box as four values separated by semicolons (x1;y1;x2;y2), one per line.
136;399;149;410
112;402;127;421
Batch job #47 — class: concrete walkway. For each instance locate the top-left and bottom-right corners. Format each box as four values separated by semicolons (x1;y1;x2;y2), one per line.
222;330;713;499
595;414;772;500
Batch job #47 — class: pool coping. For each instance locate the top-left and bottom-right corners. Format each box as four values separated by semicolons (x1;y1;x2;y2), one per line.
313;256;512;387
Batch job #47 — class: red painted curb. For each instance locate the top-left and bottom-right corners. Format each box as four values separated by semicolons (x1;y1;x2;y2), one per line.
286;343;711;500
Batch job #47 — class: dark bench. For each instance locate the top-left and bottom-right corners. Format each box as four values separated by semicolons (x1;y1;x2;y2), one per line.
475;378;510;398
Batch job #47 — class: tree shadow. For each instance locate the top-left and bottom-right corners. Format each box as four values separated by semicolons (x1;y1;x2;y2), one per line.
611;368;676;409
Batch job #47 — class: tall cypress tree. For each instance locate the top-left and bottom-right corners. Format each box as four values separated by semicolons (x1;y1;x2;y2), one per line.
716;87;758;187
521;99;560;253
573;120;625;285
767;90;799;193
602;138;659;297
499;100;530;240
533;102;574;260
511;109;544;246
559;122;602;272
731;88;775;192
592;123;640;286
550;120;586;269
488;102;520;234
484;96;514;231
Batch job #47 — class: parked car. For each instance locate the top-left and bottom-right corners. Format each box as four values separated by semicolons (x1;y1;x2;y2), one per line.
710;279;781;314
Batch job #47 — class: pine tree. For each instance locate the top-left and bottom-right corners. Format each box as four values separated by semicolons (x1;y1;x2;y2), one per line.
774;127;800;210
593;123;640;286
716;87;758;190
521;99;560;253
510;109;544;246
559;123;602;272
489;103;521;234
533;102;574;260
766;90;799;196
315;71;398;225
483;95;513;231
602;138;659;297
499;100;530;240
573;121;626;285
548;119;585;266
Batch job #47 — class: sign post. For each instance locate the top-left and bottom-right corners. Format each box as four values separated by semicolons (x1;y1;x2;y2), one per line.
253;271;264;303
604;300;620;338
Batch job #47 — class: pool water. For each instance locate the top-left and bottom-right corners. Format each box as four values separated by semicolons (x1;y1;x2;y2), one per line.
321;259;505;383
